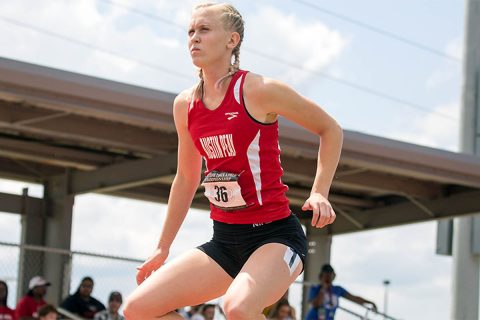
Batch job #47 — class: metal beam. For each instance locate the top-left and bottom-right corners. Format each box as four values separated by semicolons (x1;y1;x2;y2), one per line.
13;111;69;125
286;187;377;209
0;157;62;182
108;184;212;211
0;57;177;131
64;153;178;195
280;125;480;188
327;190;480;234
0;136;114;170
0;101;178;155
0;191;44;215
282;156;443;199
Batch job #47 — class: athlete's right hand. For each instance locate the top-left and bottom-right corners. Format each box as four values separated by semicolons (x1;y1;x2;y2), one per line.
136;248;169;285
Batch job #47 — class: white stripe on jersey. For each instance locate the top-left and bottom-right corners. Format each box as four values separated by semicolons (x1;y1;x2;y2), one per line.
233;74;244;104
247;129;262;205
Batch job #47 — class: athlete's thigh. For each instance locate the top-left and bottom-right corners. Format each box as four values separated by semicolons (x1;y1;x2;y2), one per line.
225;243;302;310
127;248;233;314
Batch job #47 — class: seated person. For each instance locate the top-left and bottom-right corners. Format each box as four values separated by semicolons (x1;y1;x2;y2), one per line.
60;277;105;319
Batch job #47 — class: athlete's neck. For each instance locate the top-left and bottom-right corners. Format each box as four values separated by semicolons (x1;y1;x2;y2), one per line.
202;66;233;93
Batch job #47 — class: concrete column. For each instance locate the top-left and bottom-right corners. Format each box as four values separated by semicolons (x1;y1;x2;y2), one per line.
301;226;332;318
452;0;480;318
452;217;480;319
43;175;74;305
17;188;46;301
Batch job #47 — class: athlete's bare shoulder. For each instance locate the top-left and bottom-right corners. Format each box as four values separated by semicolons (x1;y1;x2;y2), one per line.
244;72;285;100
244;72;265;90
174;86;196;110
243;72;290;117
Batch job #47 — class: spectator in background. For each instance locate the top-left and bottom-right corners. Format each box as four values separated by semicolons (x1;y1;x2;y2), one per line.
178;304;200;319
37;305;57;320
189;304;205;320
60;276;105;319
0;280;16;320
268;299;295;320
94;291;125;320
200;304;215;320
305;264;377;320
263;290;295;318
15;276;50;320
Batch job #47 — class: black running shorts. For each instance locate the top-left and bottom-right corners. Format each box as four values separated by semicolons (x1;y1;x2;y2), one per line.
197;213;307;278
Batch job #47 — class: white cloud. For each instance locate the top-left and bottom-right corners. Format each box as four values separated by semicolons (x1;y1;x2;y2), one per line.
387;101;460;151
242;6;348;87
0;179;43;198
0;0;194;92
446;36;463;61
0;1;348;94
425;37;463;90
0;213;21;244
426;70;456;90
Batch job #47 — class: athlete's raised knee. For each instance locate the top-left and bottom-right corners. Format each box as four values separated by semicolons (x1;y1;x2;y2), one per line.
123;296;167;320
223;298;264;320
123;297;143;320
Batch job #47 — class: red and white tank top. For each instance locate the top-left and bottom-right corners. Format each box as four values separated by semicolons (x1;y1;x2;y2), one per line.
187;70;290;224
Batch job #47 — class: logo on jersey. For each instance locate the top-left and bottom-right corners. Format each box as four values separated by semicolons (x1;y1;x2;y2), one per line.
199;134;236;159
225;112;239;120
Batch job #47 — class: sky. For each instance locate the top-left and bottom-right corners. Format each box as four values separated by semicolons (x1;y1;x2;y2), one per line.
0;0;469;319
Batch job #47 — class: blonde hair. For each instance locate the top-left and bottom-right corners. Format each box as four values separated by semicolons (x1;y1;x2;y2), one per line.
193;2;244;99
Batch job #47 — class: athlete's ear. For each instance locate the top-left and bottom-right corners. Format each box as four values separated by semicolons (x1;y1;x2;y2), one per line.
227;32;240;49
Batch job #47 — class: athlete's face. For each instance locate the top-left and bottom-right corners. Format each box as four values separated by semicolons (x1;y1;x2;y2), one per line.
188;7;234;68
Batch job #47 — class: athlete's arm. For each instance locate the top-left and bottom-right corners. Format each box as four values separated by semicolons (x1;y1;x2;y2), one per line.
136;89;203;285
243;73;343;228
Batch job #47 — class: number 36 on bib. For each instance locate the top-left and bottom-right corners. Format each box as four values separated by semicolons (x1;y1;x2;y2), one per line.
201;171;247;211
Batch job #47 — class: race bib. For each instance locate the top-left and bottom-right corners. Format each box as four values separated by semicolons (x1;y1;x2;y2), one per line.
201;171;247;210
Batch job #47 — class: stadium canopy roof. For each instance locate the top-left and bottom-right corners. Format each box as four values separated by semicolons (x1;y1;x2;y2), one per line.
1;57;480;235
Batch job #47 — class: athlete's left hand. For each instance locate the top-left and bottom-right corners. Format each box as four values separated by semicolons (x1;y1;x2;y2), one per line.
302;193;336;228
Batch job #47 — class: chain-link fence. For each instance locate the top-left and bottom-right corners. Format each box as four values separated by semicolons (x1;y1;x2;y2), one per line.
0;241;141;311
0;242;20;308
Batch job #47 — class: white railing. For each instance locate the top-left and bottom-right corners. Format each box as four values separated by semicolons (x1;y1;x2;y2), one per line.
337;305;400;320
57;307;85;320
